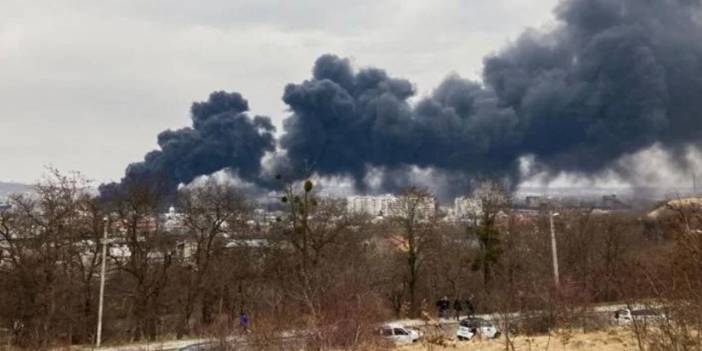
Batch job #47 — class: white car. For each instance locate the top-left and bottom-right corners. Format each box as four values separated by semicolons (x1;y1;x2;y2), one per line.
614;308;665;325
379;323;423;344
456;318;500;341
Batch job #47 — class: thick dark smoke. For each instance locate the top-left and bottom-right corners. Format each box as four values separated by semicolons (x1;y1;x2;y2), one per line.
280;56;521;190
483;0;702;175
100;91;275;198
105;0;702;199
281;0;702;191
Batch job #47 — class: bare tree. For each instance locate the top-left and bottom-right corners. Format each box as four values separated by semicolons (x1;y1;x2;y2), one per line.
390;186;439;318
272;178;379;349
0;169;100;347
174;179;250;338
468;179;511;290
625;199;702;351
107;180;174;341
276;180;355;315
64;192;106;343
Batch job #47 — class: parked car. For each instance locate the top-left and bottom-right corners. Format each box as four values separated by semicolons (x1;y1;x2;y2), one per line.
456;317;500;341
379;323;423;344
614;308;665;325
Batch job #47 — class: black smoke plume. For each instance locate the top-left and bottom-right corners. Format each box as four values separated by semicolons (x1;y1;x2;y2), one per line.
281;0;702;190
100;91;275;198
482;0;702;175
105;0;702;199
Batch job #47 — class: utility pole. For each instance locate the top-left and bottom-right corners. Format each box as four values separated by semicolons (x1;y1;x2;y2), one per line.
693;172;697;195
96;216;109;348
549;211;560;288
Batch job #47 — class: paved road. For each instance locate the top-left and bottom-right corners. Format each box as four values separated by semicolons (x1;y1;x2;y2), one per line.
75;303;639;351
172;336;306;351
391;302;633;328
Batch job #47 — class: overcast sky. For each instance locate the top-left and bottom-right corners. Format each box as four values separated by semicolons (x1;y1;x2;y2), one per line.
0;0;559;184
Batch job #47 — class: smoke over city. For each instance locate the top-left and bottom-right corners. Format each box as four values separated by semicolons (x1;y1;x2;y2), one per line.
104;0;702;199
99;91;276;198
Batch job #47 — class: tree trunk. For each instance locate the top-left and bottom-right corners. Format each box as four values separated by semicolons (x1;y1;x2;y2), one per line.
408;250;419;318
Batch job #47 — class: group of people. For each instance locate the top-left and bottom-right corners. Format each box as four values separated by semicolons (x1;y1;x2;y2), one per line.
436;296;475;320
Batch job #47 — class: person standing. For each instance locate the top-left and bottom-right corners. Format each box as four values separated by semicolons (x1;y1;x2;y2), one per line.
453;299;463;320
436;296;450;318
239;311;250;333
464;296;475;317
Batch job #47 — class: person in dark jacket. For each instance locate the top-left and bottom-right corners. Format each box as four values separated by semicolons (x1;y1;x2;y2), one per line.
464;296;475;317
453;299;463;320
436;296;450;318
435;298;442;318
239;311;250;333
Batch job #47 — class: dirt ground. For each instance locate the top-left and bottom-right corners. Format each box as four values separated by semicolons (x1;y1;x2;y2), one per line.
397;328;640;351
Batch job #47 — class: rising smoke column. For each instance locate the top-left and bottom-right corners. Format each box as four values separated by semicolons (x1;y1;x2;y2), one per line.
101;91;275;197
280;55;520;190
280;55;416;185
279;0;702;190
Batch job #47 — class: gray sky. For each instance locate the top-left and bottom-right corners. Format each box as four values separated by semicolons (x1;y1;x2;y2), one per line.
0;0;558;184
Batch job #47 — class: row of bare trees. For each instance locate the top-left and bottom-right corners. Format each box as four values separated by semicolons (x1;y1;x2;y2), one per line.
0;170;104;347
0;171;695;349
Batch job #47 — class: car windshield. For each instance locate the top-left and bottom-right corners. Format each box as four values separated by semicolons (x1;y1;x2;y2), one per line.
460;318;492;328
460;318;491;328
394;328;408;335
632;309;658;316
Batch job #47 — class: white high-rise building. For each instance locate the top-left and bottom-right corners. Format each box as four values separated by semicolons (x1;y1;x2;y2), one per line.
454;196;482;221
347;194;438;219
347;194;398;216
